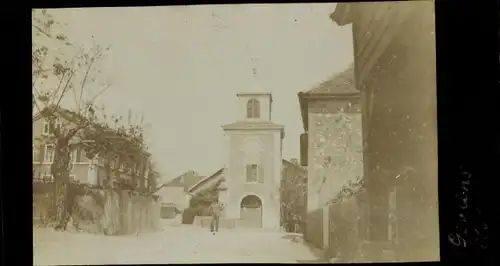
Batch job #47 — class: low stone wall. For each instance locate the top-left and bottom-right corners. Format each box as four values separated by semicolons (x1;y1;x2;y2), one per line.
304;208;323;250
326;196;362;262
74;189;160;235
304;195;365;262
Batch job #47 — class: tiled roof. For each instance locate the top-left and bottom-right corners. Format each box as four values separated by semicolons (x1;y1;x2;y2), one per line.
306;65;356;94
33;105;88;123
186;168;225;193
165;170;205;191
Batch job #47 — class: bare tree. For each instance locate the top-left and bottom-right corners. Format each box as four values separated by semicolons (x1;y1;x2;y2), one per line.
32;9;112;229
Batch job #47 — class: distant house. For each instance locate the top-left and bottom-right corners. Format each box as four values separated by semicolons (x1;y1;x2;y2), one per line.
298;66;364;250
155;170;206;214
32;106;151;189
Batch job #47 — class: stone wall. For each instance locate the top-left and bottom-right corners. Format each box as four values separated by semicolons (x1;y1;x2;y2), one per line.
73;189;160;235
307;98;363;211
327;195;363;262
304;97;363;256
304;208;323;250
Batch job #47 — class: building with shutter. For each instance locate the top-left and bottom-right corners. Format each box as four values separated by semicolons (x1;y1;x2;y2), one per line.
181;91;294;230
219;91;285;230
32;107;151;190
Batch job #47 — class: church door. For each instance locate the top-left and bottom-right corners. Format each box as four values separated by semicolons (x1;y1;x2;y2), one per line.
240;195;262;228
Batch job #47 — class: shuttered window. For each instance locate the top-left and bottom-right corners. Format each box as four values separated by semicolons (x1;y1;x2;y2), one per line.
39;144;45;163
300;133;308;166
44;145;55;163
258;165;264;183
246;99;260;118
245;164;265;183
33;145;40;162
246;164;258;183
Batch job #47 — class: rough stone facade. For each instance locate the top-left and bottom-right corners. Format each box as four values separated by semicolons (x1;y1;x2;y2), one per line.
306;98;363;211
300;94;363;250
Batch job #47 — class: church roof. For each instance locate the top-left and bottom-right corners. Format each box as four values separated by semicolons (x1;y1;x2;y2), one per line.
236;92;273;102
222;120;285;138
222;120;283;129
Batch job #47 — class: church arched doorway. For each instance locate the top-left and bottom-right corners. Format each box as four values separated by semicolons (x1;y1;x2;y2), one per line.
240;195;263;228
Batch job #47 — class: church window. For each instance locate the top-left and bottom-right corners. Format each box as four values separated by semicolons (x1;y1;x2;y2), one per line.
246;99;260;118
245;164;259;183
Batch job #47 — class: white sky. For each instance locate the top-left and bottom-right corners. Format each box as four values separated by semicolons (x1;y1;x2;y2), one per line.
45;4;353;181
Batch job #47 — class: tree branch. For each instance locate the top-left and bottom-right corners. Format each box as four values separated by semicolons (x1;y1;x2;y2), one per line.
77;46;104;113
52;68;76;109
87;84;112;106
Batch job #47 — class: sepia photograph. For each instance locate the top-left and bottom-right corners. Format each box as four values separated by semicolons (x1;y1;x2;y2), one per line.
32;1;439;264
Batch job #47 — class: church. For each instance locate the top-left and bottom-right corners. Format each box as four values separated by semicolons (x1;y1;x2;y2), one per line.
187;91;288;230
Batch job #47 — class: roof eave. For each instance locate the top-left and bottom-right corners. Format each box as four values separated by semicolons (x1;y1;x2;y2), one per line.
330;3;353;26
221;123;284;131
302;91;361;99
187;168;225;193
297;92;309;132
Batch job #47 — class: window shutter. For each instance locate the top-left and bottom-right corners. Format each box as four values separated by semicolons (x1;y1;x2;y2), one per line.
76;149;82;162
300;133;308;166
245;164;252;182
254;101;260;118
39;144;45;162
258;165;264;183
247;105;253;118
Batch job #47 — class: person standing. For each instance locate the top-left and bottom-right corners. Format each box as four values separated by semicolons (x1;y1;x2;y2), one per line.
209;200;223;234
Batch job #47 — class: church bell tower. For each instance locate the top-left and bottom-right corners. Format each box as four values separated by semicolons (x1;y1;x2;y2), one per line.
221;89;284;230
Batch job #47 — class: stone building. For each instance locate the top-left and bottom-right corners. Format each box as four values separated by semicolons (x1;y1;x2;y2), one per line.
298;66;363;249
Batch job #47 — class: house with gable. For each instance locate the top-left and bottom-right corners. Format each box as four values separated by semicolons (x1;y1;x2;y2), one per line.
32;106;151;190
155;170;206;215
